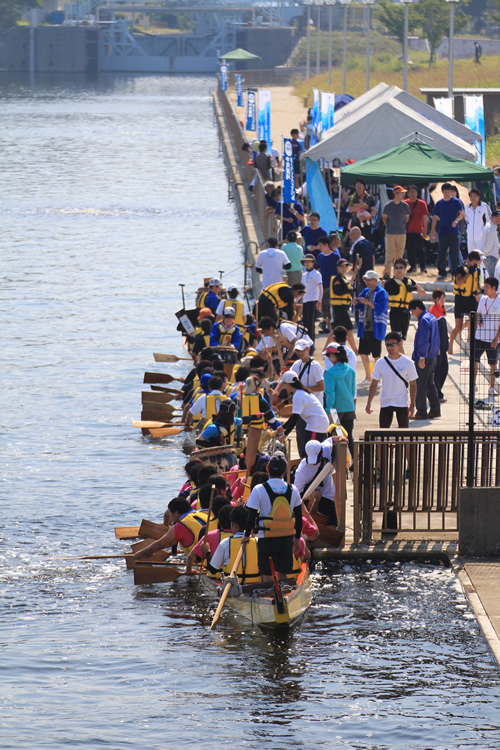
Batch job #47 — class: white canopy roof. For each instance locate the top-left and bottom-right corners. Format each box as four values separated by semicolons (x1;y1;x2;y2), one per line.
306;93;478;163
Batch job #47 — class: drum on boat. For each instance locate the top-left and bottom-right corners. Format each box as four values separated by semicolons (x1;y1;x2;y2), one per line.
190;444;238;473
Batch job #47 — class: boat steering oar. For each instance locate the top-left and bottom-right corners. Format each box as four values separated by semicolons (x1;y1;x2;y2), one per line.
269;556;286;615
209;544;244;630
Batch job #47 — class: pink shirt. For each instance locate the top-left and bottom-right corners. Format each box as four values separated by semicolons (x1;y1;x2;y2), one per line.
302;516;318;539
191;529;222;558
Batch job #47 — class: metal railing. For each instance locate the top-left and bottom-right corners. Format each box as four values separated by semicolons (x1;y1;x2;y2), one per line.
353;429;500;543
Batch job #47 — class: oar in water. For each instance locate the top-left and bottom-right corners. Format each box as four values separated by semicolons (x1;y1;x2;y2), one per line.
132;420;185;429
47;554;134;561
150;385;183;398
154;353;192;363
209;544;244;630
141;391;176;404
144;372;182;385
133;561;199;585
147;426;185;438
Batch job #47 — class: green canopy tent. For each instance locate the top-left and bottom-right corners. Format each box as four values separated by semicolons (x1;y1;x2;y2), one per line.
219;48;261;62
340;141;494;185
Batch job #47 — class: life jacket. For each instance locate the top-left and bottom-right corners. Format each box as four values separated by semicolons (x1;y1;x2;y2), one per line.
194;326;210;348
189;487;199;507
241;393;264;429
199;418;235;447
216;324;237;347
206;529;233;580
386;278;412;309
261;282;289;310
330;274;353;306
259;482;296;538
196;289;209;308
206;393;224;421
176;510;216;555
454;266;480;297
222;298;245;328
223;536;261;583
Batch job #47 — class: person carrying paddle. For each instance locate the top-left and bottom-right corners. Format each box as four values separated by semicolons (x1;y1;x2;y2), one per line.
242;455;302;582
134;497;214;560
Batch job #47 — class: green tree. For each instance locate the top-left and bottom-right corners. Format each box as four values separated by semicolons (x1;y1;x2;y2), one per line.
375;1;420;51
414;0;470;64
0;0;41;27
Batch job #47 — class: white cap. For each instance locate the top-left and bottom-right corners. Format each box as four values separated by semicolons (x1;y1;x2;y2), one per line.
209;277;221;287
280;371;299;384
227;284;239;292
305;440;322;464
363;269;379;281
294;339;311;352
223;307;235;317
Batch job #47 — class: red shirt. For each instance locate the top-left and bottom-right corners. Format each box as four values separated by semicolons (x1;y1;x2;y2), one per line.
404;198;429;234
429;303;446;319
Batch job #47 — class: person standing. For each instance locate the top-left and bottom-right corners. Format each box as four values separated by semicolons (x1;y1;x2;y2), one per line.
430;183;465;281
330;259;357;352
384;258;425;342
474;276;500;395
464;188;491;254
242;455;302;582
481;209;500;279
290;128;305;188
404;185;429;274
350;226;375;299
301;254;323;346
281;230;304;286
354;270;389;386
429;289;449;403
276;372;330;456
366;331;418;427
255;141;272;182
324;345;356;459
317;234;341;333
301;212;327;258
449;250;482;355
348;178;377;240
382;186;411;280
293;440;338;527
256;238;291;290
289;339;325;456
408;299;441;419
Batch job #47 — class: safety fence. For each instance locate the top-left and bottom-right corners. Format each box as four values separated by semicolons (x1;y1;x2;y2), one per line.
352;429;500;543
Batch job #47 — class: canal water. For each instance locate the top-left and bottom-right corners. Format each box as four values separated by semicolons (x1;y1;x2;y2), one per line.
1;74;499;750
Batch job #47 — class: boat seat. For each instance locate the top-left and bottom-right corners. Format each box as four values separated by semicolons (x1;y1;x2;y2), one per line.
241;577;297;595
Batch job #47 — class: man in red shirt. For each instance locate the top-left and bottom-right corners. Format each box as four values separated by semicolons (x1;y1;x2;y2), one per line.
404;185;429;274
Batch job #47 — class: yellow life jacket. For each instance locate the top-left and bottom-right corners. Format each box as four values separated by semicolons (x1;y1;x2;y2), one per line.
260;482;296;538
176;510;216;555
206;529;233;580
216;322;238;347
205;393;224;421
330;274;353;306
196;289;209;308
241;393;264;429
222;298;245;328
387;278;412;309
454;266;480;297
262;282;289;310
199;418;235;447
224;536;261;583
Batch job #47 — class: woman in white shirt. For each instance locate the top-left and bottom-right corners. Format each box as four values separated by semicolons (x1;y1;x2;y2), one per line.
275;371;329;457
301;254;323;348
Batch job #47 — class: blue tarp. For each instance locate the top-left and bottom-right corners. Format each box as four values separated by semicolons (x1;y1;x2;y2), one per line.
305;158;337;233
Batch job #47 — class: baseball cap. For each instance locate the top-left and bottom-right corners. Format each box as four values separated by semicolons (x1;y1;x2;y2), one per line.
268;455;288;475
294;339;310;351
393;185;405;193
198;307;213;321
209;277;221;287
363;270;380;281
227;284;238;292
280;371;299;384
305;440;322;464
492;210;500;217
223;307;235;317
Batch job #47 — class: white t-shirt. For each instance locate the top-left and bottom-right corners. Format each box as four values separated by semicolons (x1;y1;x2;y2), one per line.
290;358;325;404
189;390;223;419
256;248;290;289
293;459;335;500
215;298;249;317
371;355;418;408
476;294;500;342
209;532;244;570
246;478;302;538
464;202;491;251
256;322;313;352
302;268;323;303
291;389;329;432
481;221;500;259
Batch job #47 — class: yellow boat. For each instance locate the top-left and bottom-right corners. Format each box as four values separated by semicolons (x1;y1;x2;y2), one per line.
201;563;312;630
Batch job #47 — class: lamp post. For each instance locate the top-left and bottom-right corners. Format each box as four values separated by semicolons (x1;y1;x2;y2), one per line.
362;0;375;92
400;0;413;92
339;0;351;94
316;1;323;76
306;0;312;79
446;0;460;102
327;0;335;87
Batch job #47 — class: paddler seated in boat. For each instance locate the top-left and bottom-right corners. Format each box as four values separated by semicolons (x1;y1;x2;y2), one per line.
209;307;242;351
185;374;227;430
204;277;224;315
236;373;282;475
134;497;216;561
216;284;247;331
196;398;242;448
185;501;233;577
293;440;338;527
208;506;262;584
192;318;214;359
178;457;205;500
242;455;302;582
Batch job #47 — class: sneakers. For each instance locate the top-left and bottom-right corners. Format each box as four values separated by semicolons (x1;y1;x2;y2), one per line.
489;386;496;397
357;378;372;386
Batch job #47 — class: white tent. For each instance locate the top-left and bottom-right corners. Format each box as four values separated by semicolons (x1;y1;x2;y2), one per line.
306;94;478;163
332;82;480;146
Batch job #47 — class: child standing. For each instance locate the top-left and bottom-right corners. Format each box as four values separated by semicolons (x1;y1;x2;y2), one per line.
301;254;323;348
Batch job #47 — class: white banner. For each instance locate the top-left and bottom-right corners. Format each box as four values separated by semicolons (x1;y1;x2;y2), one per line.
433;97;454;118
464;94;485;166
311;88;320;146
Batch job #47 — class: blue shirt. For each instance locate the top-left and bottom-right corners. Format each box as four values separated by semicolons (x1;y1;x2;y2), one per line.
432;197;463;234
301;225;326;250
275;201;304;230
204;291;220;313
317;250;341;288
412;311;440;360
209;322;242;349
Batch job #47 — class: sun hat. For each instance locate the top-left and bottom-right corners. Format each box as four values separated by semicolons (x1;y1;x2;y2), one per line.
392;185;406;193
363;269;380;281
223;307;235;317
300;253;317;266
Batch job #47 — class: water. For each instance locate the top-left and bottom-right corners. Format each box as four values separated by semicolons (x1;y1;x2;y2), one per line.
1;74;500;750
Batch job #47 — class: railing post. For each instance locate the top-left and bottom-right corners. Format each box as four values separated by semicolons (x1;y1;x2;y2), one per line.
467;311;476;487
335;441;347;533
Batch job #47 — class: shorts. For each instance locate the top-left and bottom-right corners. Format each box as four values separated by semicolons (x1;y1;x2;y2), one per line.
454;296;477;320
474;338;500;366
257;535;293;576
321;288;331;320
389;308;410;340
379;405;409;428
358;331;382;358
331;305;354;331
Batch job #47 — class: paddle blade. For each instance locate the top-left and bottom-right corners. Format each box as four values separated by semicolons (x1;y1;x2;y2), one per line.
144;372;175;385
133;565;184;585
154;353;192;363
138;519;168;540
147;427;184;438
141;391;175;404
115;526;140;539
132;420;170;429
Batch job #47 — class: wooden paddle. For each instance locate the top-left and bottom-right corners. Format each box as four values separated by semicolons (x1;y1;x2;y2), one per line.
132;420;185;429
47;554;134;561
138;519;168;540
115;525;140;539
150;385;183;397
141;391;176;404
144;372;179;385
133;564;187;585
209;544;244;630
141;403;182;422
147;426;185;438
154;353;192;362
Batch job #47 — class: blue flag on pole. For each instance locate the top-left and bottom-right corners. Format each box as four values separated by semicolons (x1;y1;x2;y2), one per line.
306;158;337;232
328;92;335;130
236;75;243;107
246;89;257;131
283;138;296;204
219;61;228;92
258;89;271;149
311;88;320;146
464;94;485;166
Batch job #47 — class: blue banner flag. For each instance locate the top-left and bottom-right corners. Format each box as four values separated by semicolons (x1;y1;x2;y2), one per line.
246;89;257;131
219;61;228;92
328;92;335;130
283;138;296;204
236;75;243;107
258;89;271;149
464;94;485;166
